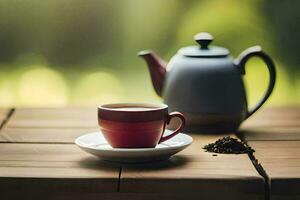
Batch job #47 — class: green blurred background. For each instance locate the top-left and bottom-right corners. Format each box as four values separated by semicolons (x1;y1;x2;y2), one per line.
0;0;299;107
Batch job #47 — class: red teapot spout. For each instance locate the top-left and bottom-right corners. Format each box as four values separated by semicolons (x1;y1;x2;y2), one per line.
138;50;166;97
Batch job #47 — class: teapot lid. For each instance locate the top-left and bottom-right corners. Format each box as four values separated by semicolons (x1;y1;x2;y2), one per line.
178;32;229;57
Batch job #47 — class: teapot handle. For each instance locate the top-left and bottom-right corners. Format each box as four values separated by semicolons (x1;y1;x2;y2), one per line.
235;46;276;119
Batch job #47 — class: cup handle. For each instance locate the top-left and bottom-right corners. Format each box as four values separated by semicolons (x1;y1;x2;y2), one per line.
235;46;276;119
159;112;185;143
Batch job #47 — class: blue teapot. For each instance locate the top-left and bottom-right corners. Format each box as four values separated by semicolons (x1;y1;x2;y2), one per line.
139;32;276;133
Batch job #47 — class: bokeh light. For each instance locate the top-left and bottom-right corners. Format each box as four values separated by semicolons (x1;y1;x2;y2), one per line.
17;66;68;106
0;71;15;106
72;71;123;105
0;0;298;107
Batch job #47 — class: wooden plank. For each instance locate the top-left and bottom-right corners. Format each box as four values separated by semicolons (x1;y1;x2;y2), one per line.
0;143;120;197
239;127;300;141
0;143;120;178
4;107;299;142
0;107;99;143
120;134;264;200
239;106;300;141
0;127;99;143
9;107;96;119
242;106;300;129
85;192;262;200
5;107;98;128
243;118;300;128
0;191;266;200
0;184;121;200
249;141;300;200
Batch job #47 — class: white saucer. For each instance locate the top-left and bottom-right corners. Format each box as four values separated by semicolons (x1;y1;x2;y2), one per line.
75;130;193;163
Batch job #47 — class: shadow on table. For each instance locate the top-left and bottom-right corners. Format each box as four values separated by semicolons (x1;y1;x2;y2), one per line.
120;155;189;170
79;155;188;170
237;128;300;141
79;156;122;170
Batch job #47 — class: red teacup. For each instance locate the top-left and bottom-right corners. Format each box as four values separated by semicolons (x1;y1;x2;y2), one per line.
98;103;185;148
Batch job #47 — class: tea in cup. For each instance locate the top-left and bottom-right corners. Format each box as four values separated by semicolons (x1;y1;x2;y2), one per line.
98;103;185;148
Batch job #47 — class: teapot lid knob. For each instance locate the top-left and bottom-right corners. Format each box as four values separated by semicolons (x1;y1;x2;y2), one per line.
194;32;213;49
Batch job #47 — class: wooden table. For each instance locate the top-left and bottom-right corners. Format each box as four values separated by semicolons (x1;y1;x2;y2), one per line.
0;107;299;200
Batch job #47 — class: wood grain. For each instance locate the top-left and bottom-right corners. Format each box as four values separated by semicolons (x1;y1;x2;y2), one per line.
0;143;120;196
0;127;99;143
249;140;300;200
5;107;98;128
120;134;264;200
239;127;300;141
240;106;300;141
1;106;299;200
242;106;300;129
0;107;98;143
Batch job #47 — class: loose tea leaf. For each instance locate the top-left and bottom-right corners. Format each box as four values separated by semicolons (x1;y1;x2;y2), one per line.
203;136;254;154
